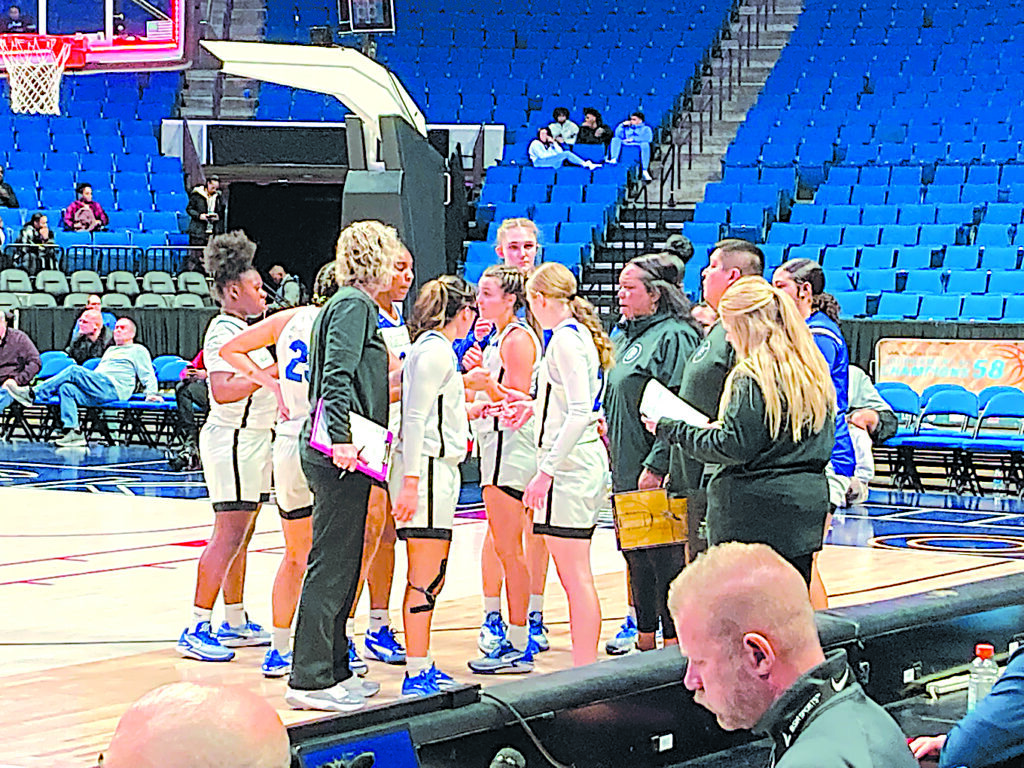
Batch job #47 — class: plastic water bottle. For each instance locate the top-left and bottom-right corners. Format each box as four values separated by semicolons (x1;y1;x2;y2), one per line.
993;469;1007;499
967;643;999;713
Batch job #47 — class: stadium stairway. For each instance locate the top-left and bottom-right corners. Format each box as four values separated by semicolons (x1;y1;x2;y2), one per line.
179;0;264;119
583;0;800;320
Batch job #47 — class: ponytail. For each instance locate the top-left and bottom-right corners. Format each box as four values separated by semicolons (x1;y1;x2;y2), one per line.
409;275;476;340
811;292;841;325
527;262;614;371
569;295;615;371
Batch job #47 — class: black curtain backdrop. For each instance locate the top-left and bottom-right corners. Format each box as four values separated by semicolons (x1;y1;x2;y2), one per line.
227;183;344;291
18;308;219;357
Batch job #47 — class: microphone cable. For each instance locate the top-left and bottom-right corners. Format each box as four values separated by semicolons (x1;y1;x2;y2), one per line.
478;690;574;768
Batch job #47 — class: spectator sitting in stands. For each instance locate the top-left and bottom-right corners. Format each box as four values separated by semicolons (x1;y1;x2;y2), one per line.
0;167;20;209
17;213;54;246
101;681;290;768
66;308;113;365
75;294;117;332
169;350;208;471
6;317;160;447
267;263;306;307
0;310;40;414
549;106;579;146
575;107;613;146
62;183;109;232
845;366;898;506
607;111;655;182
0;5;36;33
17;213;56;271
528;127;599;170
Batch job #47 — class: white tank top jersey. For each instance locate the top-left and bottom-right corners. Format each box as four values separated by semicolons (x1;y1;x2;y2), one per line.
474;320;542;436
204;313;277;430
395;330;469;475
378;301;411;437
275;305;320;437
534;318;604;476
378;301;412;359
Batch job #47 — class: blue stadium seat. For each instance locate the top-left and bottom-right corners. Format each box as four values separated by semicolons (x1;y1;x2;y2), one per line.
980;247;1021;271
985;271;1024;297
880;225;919;245
842;225;881;246
790;205;825;224
903;270;945;294
894;246;934;270
984;204;1024;225
945;270;988;295
851;186;886;206
141;211;179;232
858;247;896;270
787;244;823;263
918;295;963;321
898;204;936;225
975;223;1012;247
942;246;980;270
822;246;858;270
861;205;898;226
918;224;959;247
824;206;861;225
961;294;1004;322
874;292;921;320
856;269;896;293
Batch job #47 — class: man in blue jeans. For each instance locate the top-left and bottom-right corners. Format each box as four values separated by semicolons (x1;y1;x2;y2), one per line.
607;111;655;182
5;317;161;447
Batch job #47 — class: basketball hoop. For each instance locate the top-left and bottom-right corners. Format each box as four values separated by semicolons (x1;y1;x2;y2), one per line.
0;36;72;115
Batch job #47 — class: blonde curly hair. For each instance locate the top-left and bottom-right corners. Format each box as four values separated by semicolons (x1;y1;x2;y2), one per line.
335;220;402;293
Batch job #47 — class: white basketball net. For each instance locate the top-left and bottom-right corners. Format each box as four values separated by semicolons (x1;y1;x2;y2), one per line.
0;38;71;115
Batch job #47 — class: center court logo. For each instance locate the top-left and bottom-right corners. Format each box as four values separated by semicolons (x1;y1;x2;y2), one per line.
623;343;643;364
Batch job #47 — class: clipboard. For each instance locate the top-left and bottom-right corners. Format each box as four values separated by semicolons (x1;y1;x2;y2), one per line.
611;488;688;551
309;398;393;482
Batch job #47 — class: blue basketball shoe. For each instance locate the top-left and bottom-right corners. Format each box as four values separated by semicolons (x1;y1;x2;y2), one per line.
177;621;235;662
364;625;406;664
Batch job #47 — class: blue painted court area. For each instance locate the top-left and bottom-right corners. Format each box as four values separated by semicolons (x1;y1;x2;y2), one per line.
831;490;1024;558
0;443;208;498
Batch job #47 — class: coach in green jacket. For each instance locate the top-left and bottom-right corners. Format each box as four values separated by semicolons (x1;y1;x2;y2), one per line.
605;252;701;651
649;278;834;583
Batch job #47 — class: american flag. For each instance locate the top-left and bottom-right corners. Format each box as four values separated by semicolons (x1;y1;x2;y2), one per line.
146;20;174;39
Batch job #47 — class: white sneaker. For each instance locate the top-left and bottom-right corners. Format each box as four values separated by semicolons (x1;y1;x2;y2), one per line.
285;685;366;712
642;170;653;182
336;677;380;698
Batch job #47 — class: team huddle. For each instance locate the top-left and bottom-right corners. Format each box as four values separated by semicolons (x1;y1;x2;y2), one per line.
174;219;615;712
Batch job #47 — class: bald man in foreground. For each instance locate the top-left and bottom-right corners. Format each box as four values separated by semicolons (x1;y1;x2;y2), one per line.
668;543;917;768
103;682;290;768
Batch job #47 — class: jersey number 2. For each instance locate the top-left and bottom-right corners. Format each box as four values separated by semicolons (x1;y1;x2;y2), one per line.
284;339;309;382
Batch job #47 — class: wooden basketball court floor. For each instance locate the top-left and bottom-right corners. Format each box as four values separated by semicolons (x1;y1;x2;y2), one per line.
4;456;1024;766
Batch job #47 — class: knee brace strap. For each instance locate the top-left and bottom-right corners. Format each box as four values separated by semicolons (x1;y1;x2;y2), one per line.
409;557;448;614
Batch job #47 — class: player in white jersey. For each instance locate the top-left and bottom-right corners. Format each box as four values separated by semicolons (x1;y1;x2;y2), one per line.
219;262;339;678
503;263;614;667
390;276;476;697
177;232;276;663
353;247;414;668
463;265;545;674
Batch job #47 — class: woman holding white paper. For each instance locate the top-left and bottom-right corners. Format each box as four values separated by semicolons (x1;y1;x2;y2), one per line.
645;277;834;585
390;275;476;697
286;221;399;713
218;263;339;680
515;262;614;667
604;253;701;653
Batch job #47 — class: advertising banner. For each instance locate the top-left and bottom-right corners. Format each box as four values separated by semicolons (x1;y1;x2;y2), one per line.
875;338;1024;392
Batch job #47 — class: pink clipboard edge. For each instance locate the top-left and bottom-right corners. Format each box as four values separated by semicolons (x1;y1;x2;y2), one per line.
309;398;393;483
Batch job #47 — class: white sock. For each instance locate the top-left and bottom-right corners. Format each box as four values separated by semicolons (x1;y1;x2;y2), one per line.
508;624;529;651
407;655;431;674
191;606;212;629
529;594;545;615
627;605;637;620
346;618;356;638
273;627;291;654
224;603;245;628
369;609;389;632
483;596;501;616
